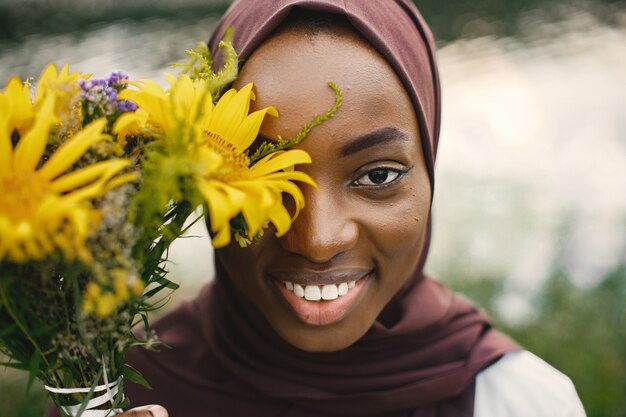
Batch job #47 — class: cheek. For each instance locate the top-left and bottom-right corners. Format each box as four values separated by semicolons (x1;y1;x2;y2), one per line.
377;204;425;262
360;187;429;290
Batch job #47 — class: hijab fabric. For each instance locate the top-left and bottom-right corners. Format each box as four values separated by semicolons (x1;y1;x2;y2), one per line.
120;1;519;416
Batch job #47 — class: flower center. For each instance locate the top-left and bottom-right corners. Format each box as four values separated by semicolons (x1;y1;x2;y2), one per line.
0;171;51;222
202;130;250;181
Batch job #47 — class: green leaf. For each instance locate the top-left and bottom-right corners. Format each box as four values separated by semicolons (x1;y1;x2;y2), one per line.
0;360;29;370
0;323;17;338
154;276;180;290
75;367;103;417
26;353;41;393
122;365;152;390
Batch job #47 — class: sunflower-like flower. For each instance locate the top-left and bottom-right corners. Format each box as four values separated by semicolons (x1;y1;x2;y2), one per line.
2;64;84;139
115;75;315;247
35;63;83;106
0;89;136;263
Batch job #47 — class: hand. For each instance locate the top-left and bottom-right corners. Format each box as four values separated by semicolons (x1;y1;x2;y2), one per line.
117;405;168;417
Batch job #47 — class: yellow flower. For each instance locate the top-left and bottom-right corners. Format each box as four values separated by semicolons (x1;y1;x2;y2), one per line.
34;64;83;105
0;64;84;137
1;76;36;136
82;270;144;317
115;75;316;247
0;90;136;263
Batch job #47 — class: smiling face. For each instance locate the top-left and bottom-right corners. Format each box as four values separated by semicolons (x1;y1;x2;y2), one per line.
217;24;431;352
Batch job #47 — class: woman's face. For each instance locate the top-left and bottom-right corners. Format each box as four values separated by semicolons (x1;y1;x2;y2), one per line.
219;26;431;352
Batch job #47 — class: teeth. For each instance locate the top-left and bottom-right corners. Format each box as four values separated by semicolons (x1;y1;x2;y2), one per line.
293;284;305;298
321;284;338;300
304;285;321;301
281;280;358;301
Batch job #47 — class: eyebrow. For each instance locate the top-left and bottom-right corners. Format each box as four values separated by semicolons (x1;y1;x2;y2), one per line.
339;126;409;158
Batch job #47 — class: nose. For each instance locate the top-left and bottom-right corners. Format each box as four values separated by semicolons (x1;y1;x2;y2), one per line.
279;186;358;263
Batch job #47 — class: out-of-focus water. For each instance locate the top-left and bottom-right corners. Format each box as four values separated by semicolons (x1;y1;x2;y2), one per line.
431;14;626;319
1;4;624;319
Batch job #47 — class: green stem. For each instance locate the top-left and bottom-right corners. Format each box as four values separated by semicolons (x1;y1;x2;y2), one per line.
78;361;89;388
249;81;343;164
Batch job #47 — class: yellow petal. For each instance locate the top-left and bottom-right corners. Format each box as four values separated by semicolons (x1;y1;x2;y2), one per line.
199;181;245;233
170;76;194;121
0;217;10;259
270;180;306;220
61;161;130;204
206;88;236;132
211;223;232;248
199;185;235;248
3;77;33;131
230;106;278;151
0;113;12;173
252;170;318;189
164;72;179;88
39;119;108;180
102;171;139;192
267;200;292;237
34;64;59;102
12;94;57;173
120;80;171;130
50;159;131;193
112;110;148;136
210;83;254;141
248;149;312;177
237;185;276;235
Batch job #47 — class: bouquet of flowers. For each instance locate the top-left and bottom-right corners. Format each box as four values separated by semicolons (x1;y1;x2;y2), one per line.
0;32;341;416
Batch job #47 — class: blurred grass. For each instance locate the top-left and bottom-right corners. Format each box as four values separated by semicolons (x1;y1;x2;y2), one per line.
445;264;626;417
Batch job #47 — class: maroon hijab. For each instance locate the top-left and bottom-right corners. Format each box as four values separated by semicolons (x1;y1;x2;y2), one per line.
48;2;518;417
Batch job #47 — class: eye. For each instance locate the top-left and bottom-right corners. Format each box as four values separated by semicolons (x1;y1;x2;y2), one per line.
353;168;403;186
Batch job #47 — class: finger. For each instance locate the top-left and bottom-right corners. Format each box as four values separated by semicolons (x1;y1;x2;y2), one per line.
119;405;168;417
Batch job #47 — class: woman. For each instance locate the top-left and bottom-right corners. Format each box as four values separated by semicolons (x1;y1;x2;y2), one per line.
49;1;586;416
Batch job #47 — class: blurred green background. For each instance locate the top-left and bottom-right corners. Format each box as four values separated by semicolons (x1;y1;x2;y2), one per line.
1;0;625;416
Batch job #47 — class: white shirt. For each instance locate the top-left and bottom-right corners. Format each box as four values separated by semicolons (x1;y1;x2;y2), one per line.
475;350;587;416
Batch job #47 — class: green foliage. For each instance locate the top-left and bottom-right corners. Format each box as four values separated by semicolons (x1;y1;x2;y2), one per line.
249;81;343;165
502;266;626;417
445;264;626;417
171;27;238;101
0;261;133;415
0;33;242;414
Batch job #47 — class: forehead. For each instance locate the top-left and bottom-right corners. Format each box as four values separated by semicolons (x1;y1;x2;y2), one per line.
234;26;418;140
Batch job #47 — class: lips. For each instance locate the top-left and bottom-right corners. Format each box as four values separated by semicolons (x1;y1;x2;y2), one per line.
269;269;372;326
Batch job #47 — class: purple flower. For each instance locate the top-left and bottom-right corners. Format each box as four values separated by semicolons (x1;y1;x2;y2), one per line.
104;86;118;102
117;100;138;112
79;71;137;117
79;78;106;95
106;71;130;86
